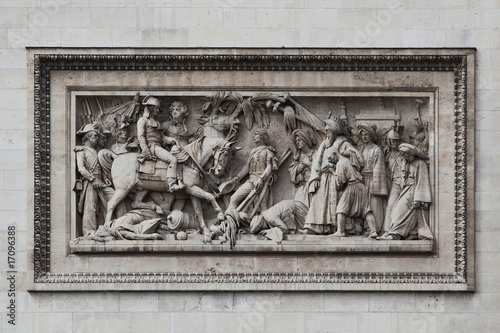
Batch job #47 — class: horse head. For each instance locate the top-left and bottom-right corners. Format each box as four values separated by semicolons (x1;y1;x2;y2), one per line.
209;141;241;177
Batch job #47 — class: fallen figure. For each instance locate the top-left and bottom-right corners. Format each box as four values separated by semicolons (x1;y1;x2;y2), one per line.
76;209;163;242
247;200;307;243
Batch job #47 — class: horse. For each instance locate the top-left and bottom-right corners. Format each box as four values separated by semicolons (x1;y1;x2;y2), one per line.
104;137;240;234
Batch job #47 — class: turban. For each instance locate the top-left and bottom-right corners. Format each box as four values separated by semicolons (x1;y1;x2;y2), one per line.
399;143;428;160
292;129;316;148
357;123;379;143
324;119;343;136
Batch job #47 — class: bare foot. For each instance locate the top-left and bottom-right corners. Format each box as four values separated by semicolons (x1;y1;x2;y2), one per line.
377;234;397;240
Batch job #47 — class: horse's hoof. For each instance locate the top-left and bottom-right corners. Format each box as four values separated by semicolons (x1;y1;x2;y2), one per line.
217;213;225;221
201;234;212;244
156;207;164;215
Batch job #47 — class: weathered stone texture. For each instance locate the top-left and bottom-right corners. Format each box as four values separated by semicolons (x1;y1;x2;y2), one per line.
0;0;498;331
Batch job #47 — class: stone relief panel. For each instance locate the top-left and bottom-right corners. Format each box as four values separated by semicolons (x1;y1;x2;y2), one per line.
70;92;435;250
29;48;474;291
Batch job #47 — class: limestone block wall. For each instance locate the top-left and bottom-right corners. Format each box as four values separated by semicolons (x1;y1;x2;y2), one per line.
1;1;499;332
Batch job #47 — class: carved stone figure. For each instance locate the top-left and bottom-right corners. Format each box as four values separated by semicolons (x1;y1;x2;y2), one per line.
74;123;117;235
383;123;406;233
103;136;238;234
79;209;162;242
303;118;360;235
331;149;378;238
72;92;436;248
407;99;429;153
110;126;138;154
288;129;316;206
378;143;433;240
98;126;138;180
226;129;278;214
248;200;308;243
357;123;388;234
162;101;195;146
108;209;162;240
137;96;184;192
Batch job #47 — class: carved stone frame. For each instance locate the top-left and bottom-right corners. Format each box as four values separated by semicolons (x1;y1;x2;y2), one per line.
28;48;475;291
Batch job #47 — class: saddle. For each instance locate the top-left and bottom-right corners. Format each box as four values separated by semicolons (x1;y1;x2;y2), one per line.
137;159;170;181
137;150;189;182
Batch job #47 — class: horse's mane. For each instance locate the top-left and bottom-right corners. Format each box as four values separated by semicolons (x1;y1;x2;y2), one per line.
182;137;205;162
182;136;227;164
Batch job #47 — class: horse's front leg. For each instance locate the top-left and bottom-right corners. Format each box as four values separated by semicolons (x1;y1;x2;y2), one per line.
189;196;210;237
184;185;224;230
132;190;164;214
105;189;130;227
149;191;176;215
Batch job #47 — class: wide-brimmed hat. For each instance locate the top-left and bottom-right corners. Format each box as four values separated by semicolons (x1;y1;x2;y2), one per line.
357;123;379;142
142;96;162;108
76;123;99;136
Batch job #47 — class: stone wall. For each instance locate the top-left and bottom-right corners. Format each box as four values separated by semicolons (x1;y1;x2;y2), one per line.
1;1;499;332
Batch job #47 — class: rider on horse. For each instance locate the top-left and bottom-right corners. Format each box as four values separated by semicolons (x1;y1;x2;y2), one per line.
137;96;184;192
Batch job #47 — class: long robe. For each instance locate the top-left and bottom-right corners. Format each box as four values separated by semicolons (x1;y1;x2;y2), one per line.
387;158;433;240
359;142;388;232
383;148;406;232
304;136;354;234
288;149;315;206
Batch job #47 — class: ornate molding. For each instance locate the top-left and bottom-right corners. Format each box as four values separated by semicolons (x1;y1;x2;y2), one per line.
453;57;468;284
32;49;473;289
35;53;466;72
40;271;461;285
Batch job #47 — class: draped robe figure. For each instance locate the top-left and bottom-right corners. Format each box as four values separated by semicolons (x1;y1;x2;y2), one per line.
288;129;316;206
304;119;360;234
358;124;388;233
383;144;433;240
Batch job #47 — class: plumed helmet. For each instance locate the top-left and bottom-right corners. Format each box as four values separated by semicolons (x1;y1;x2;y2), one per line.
387;128;400;140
